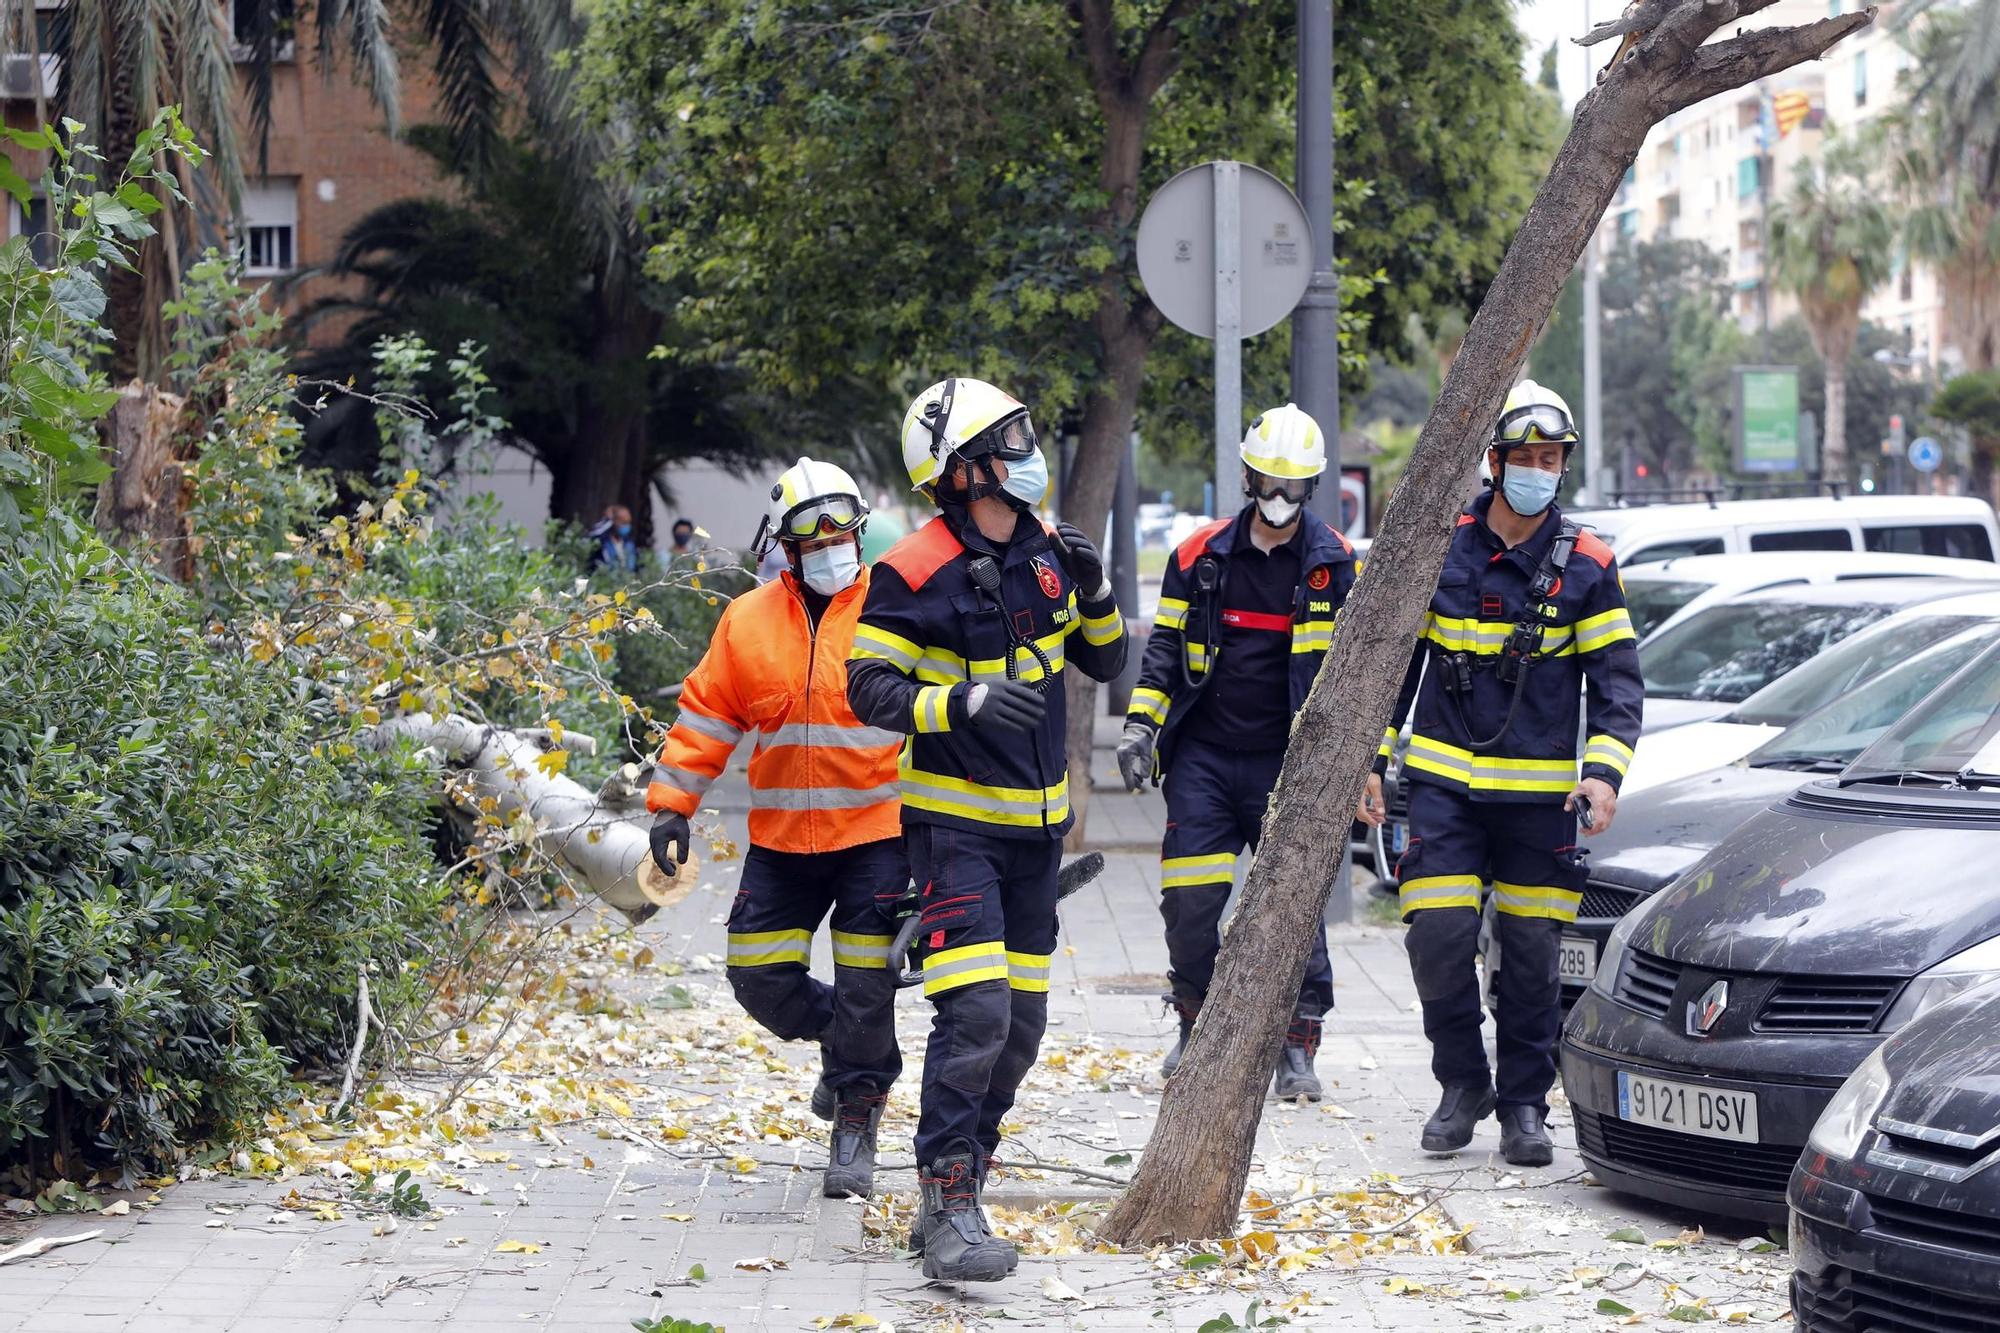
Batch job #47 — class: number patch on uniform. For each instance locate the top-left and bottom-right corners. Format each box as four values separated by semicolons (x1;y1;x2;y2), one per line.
1051;607;1073;625
1309;600;1331;613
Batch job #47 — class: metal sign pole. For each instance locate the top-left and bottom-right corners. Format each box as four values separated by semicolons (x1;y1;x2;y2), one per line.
1213;160;1242;519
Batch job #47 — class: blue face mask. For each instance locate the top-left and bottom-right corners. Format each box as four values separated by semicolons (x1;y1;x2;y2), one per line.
616;523;633;537
999;449;1049;509
1501;463;1561;517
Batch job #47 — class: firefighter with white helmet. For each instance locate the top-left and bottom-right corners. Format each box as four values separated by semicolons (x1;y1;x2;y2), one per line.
846;377;1128;1281
648;457;907;1199
1357;379;1643;1166
1116;403;1357;1098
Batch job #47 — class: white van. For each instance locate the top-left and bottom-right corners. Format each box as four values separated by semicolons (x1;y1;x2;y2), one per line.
1567;495;2000;566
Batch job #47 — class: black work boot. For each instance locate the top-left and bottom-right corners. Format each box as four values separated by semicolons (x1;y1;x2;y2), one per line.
1159;995;1198;1080
1498;1104;1555;1167
910;1153;1017;1272
912;1153;1016;1282
823;1089;884;1198
1271;1015;1324;1102
1421;1083;1497;1153
810;1043;834;1120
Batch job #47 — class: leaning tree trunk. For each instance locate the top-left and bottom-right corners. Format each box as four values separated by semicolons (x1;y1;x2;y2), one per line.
1100;0;1877;1246
363;713;690;924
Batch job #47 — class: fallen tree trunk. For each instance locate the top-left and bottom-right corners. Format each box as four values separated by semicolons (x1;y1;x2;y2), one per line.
364;713;691;924
1100;0;1876;1246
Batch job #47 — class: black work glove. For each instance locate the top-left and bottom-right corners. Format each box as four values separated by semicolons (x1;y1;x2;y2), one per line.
649;811;691;867
1052;522;1111;601
957;680;1047;734
1115;721;1156;792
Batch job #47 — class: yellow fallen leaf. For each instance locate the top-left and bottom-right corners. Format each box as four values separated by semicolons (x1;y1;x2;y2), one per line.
814;1317;882;1330
1383;1277;1428;1296
734;1255;787;1271
662;1213;694;1223
495;1239;542;1254
729;1156;758;1174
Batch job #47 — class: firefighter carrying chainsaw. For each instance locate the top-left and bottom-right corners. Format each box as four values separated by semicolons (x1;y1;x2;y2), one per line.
647;457;906;1201
846;376;1128;1283
1355;380;1642;1167
1115;403;1356;1100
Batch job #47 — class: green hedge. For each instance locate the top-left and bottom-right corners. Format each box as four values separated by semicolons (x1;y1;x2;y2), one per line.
0;544;444;1181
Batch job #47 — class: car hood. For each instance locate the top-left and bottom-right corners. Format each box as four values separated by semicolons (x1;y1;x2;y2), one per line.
1621;720;1785;796
1588;762;1811;892
1642;697;1735;732
1635;786;2000;977
1878;982;2000;1138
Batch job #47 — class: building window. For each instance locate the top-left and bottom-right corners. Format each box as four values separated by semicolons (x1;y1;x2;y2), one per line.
1830;0;1842;14
239;178;298;275
14;194;56;268
1854;50;1867;107
1900;262;1914;302
1737;156;1761;199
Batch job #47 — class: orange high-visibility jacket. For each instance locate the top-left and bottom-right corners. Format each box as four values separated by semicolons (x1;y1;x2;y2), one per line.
646;569;903;854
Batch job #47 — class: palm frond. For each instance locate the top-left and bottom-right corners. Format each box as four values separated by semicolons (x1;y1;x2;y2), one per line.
169;0;243;202
415;0;502;178
316;0;400;139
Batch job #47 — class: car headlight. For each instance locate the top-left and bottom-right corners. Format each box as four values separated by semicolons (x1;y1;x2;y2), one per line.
1880;934;2000;1032
1590;908;1642;1000
1807;1045;1894;1162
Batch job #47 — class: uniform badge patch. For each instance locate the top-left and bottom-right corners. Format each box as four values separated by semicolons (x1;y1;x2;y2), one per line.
1308;566;1331;591
1033;556;1062;600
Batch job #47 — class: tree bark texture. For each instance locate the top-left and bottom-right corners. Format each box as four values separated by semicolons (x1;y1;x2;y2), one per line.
1805;300;1860;484
92;380;193;579
554;287;660;530
364;713;689;924
1099;1;1875;1247
1058;0;1184;848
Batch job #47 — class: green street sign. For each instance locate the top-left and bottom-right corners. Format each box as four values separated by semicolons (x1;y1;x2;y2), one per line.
1735;366;1801;473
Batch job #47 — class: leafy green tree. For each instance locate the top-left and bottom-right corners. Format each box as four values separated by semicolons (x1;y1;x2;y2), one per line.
1768;139;1895;485
1930;370;2000;502
1596;236;1729;488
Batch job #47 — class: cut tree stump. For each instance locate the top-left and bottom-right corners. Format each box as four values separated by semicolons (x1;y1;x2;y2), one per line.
93;380;194;581
1098;0;1877;1247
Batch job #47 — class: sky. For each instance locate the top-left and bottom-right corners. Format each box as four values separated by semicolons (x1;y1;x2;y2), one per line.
1515;0;1603;107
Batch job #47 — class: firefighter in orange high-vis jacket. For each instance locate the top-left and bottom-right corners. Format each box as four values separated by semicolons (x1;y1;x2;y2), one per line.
646;457;906;1201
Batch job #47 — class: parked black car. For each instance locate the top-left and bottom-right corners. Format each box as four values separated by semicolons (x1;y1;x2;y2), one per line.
1790;980;2000;1329
1559;609;2000;1008
1560;636;2000;1222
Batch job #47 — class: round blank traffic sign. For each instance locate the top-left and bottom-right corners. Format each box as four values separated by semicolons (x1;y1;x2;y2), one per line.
1908;436;1943;473
1136;161;1313;340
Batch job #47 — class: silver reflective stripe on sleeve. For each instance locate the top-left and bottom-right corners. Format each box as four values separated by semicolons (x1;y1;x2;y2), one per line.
758;722;906;750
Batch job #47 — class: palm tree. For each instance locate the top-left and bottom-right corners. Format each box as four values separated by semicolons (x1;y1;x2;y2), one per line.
1768;137;1894;485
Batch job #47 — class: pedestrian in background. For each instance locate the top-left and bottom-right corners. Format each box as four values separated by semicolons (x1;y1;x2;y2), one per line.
588;504;639;572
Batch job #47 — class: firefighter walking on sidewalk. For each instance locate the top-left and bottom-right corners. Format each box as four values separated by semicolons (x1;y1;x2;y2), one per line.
1114;404;1356;1099
647;457;906;1200
1356;381;1642;1167
846;377;1127;1282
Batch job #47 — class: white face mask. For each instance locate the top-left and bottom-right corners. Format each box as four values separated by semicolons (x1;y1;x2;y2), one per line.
998;449;1049;509
800;541;861;594
1256;494;1302;527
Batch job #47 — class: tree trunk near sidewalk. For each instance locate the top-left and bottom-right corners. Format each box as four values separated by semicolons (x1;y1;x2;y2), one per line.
1808;303;1860;485
1100;0;1877;1247
1059;0;1182;848
551;288;658;535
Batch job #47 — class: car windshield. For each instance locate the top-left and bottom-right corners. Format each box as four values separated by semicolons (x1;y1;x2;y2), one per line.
1624;579;1709;639
1732;615;1989;728
1845;639;2000;783
1637;599;1896;703
1746;621;2000;769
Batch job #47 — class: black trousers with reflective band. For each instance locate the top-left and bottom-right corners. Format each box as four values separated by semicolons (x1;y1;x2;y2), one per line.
724;838;907;1096
1398;783;1583;1112
1159;740;1333;1016
905;822;1061;1169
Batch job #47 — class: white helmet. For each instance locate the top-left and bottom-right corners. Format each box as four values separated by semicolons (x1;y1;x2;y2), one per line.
1238;403;1327;480
1493;380;1579;453
753;456;867;556
900;377;1038;500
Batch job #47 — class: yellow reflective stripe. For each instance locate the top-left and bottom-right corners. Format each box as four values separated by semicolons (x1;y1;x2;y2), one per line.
1006;950;1052;993
1240;449;1320;480
727;928;812;968
831;930;895;969
1574;607;1636;653
1292;618;1336;653
1161;852;1235;888
1130;686;1171;726
924;941;1008;995
850;623;920;670
1081;604;1123;647
1155;597;1189;632
1404;734;1576;794
1377;726;1399;759
1492;881;1584;922
1186;642;1211;668
912;629;1069;686
914;684;954;734
1582;733;1634;775
899;760;1069;828
1399;875;1482;913
1425;614;1573;657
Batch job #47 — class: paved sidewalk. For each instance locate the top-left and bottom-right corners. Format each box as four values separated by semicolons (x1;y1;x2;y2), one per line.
0;718;1795;1331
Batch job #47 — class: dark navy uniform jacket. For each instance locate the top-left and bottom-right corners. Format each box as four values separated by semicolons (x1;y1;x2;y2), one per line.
1127;504;1356;778
846;512;1127;840
1376;492;1643;804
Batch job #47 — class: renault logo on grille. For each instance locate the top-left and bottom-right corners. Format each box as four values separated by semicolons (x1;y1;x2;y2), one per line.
1687;979;1729;1037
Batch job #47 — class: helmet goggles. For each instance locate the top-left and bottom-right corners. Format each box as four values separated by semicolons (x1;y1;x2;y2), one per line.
1494;402;1579;448
955;409;1039;464
779;492;865;541
1246;468;1313;504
